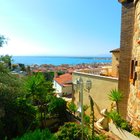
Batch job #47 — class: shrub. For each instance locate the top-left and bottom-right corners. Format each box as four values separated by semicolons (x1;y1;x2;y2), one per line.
84;115;90;125
132;131;140;138
67;102;77;114
13;129;56;140
108;89;123;113
107;111;132;132
55;122;87;140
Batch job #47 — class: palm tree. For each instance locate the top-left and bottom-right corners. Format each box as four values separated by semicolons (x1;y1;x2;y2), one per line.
108;89;123;113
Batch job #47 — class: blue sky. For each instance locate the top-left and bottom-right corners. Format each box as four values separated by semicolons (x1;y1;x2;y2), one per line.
0;0;122;56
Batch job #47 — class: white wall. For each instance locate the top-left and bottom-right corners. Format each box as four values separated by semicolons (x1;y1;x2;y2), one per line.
53;80;72;97
53;80;62;96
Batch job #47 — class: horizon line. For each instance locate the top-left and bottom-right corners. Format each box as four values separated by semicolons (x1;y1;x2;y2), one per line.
12;55;111;58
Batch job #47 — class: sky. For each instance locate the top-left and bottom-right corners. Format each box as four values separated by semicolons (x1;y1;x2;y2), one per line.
0;0;122;57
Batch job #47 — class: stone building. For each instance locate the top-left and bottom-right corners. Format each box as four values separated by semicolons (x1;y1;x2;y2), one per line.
118;0;140;130
110;48;120;77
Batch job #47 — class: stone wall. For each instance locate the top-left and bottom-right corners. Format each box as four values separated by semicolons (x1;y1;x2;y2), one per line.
72;72;118;119
118;2;135;119
118;0;140;130
127;0;140;130
111;52;120;77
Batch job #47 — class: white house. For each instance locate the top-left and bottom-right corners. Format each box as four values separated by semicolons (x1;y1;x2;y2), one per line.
53;73;72;97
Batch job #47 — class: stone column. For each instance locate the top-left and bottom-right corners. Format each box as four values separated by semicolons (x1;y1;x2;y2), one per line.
118;1;135;118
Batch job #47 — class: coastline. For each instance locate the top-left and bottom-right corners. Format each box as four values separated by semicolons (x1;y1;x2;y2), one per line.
12;56;112;66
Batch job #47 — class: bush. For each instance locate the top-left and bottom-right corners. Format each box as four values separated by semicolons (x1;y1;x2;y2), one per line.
84;115;90;125
48;97;66;117
132;131;140;138
55;122;86;140
67;102;77;114
107;111;132;132
13;129;56;140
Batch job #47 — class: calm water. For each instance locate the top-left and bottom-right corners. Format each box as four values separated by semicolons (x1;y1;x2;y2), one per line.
12;56;111;66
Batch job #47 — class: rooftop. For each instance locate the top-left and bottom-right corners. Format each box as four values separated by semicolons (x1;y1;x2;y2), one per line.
110;48;120;53
54;73;72;86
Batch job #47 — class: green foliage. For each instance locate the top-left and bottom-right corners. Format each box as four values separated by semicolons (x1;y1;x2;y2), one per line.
55;122;84;140
25;73;56;128
18;63;26;71
108;89;123;113
107;111;132;132
25;73;54;98
108;89;123;102
87;134;106;140
57;71;65;76
13;129;56;140
132;131;140;138
84;115;90;125
67;102;77;114
48;97;66;117
0;72;37;139
55;122;105;140
0;55;12;69
83;105;89;112
44;72;54;81
0;35;7;47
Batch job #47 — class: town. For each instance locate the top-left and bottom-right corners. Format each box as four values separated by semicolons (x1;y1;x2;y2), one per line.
0;0;140;140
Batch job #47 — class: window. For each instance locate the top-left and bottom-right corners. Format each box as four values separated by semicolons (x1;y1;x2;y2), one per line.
130;60;134;79
130;60;138;85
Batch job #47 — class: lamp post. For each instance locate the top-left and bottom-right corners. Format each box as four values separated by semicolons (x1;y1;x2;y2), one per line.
86;80;94;139
86;79;92;92
75;78;93;140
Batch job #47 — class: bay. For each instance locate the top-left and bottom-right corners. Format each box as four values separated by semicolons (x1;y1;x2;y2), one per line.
12;56;111;66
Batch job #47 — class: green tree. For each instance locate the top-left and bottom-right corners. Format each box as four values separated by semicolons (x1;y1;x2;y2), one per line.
0;72;37;139
68;102;77;115
18;63;26;71
0;35;7;47
0;55;12;69
108;89;123;113
48;97;66;118
14;128;56;140
0;36;37;139
44;72;54;81
25;73;55;128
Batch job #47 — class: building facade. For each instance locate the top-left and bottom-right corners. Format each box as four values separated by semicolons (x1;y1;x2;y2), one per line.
72;72;118;119
110;48;120;77
53;73;72;97
118;0;140;130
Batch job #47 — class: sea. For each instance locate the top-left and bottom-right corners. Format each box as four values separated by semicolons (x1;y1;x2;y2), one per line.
12;56;111;66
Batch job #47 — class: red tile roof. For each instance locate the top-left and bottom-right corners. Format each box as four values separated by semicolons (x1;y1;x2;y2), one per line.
54;73;72;86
